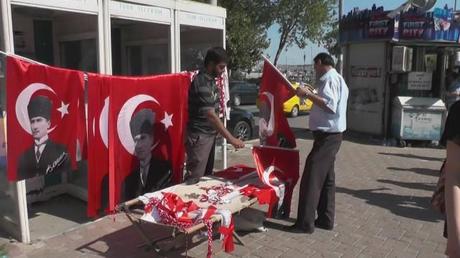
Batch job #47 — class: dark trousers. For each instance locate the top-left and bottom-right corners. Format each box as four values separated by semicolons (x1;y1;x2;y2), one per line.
296;131;343;230
185;131;217;180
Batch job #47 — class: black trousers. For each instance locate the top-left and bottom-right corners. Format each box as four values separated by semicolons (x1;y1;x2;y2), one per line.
185;131;216;180
295;131;343;230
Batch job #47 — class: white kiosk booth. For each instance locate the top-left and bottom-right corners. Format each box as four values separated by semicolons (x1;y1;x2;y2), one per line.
0;0;226;243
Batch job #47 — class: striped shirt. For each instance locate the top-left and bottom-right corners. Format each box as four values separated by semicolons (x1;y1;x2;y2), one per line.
188;69;220;135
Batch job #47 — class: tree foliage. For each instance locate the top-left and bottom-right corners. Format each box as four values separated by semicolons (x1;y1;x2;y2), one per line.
321;20;340;59
271;0;336;65
192;0;272;74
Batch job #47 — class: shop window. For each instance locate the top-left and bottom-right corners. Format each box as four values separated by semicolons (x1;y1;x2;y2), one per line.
180;25;223;71
111;19;171;76
12;6;99;71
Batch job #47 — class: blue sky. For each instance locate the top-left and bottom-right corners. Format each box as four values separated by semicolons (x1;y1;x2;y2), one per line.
265;0;455;65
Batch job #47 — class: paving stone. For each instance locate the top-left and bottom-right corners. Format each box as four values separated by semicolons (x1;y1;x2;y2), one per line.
333;243;365;257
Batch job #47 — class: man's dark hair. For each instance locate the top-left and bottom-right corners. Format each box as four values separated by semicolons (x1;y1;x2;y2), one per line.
314;52;335;67
204;47;228;67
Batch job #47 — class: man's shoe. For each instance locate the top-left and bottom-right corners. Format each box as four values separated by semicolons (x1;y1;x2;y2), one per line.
282;224;314;234
314;220;333;231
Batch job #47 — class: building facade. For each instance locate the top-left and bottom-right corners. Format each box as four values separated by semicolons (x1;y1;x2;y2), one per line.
0;0;226;243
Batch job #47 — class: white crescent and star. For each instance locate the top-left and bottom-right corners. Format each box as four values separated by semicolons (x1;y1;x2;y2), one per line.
15;82;69;135
17;83;173;152
262;165;286;207
262;165;285;188
260;92;275;137
57;102;69;118
117;94;174;155
99;97;109;148
160;112;173;131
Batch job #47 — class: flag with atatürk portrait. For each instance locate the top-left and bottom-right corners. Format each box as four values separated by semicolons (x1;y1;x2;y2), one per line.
107;73;190;210
6;56;84;181
258;57;296;148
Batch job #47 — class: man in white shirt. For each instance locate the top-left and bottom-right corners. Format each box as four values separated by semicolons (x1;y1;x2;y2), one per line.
285;53;348;234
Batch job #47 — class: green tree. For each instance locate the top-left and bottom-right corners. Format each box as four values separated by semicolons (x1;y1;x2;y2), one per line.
271;0;336;65
192;0;272;74
321;21;340;59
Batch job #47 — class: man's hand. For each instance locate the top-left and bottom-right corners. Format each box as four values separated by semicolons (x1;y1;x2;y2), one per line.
229;137;245;149
295;86;313;98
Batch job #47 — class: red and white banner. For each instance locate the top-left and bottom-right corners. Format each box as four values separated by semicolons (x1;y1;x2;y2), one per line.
258;57;296;148
252;146;299;217
108;74;190;210
86;73;110;216
6;56;85;181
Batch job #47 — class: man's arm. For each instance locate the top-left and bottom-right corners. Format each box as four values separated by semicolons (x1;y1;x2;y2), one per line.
206;109;245;148
296;87;335;113
447;91;460;97
445;140;460;256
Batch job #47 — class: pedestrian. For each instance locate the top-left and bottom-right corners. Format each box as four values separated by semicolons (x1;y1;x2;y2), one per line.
185;47;245;184
442;100;460;257
284;52;348;234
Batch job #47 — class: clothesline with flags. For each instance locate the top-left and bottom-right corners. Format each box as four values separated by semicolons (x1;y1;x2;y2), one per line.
2;51;302;222
0;51;48;66
3;53;191;217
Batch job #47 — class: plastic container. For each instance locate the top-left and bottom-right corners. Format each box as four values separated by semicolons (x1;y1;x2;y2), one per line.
391;97;446;145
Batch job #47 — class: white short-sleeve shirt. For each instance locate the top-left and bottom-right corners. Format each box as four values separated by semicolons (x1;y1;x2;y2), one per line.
309;68;349;133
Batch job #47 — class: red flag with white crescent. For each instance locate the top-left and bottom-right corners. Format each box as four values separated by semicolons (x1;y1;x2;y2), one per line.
252;146;299;217
258;58;296;148
6;56;84;181
86;73;110;216
108;73;190;210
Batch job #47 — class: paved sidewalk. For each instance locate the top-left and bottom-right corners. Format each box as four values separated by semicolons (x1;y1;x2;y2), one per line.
2;135;446;258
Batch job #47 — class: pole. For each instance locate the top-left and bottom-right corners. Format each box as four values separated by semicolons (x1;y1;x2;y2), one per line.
304;52;306;81
285;48;288;70
455;0;458;11
310;46;313;63
338;0;344;74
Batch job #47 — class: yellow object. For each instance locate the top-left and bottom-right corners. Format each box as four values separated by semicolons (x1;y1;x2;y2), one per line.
283;82;313;116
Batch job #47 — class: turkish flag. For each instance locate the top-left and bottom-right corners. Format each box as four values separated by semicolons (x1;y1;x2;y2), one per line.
86;73;110;216
258;58;296;148
213;164;256;180
108;73;190;210
252;146;299;217
6;56;84;181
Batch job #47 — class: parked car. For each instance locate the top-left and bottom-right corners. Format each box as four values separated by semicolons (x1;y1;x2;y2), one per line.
229;81;259;106
283;82;313;117
227;106;255;141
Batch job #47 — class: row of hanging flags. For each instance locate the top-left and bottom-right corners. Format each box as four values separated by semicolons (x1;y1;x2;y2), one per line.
5;54;299;218
6;56;189;216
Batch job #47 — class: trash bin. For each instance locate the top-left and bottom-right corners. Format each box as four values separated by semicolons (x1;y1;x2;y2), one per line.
391;96;446;146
